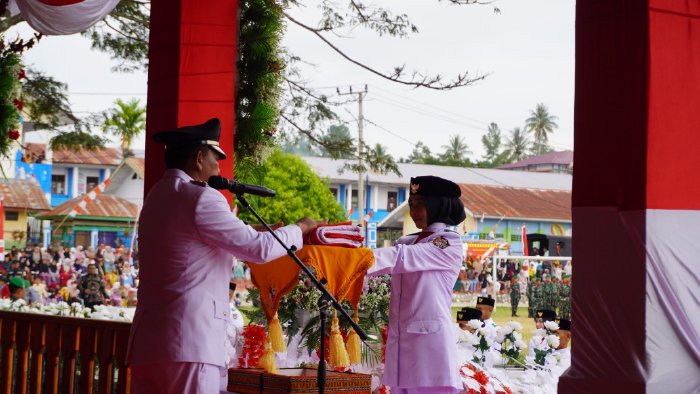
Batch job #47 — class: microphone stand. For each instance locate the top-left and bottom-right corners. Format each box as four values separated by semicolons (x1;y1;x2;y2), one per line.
236;193;369;394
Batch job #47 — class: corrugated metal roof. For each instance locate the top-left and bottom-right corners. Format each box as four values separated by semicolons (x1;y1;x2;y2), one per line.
52;147;122;166
301;156;572;191
0;179;51;211
37;194;138;219
498;150;573;169
125;157;145;178
459;184;571;221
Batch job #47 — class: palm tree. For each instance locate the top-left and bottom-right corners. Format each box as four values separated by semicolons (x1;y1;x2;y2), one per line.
440;134;472;165
102;98;146;158
503;127;529;162
366;144;399;175
525;103;558;154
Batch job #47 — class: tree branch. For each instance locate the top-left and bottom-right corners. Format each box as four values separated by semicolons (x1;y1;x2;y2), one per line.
283;11;485;90
103;18;148;43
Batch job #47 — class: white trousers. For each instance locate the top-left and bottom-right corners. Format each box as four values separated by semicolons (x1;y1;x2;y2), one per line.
131;362;222;394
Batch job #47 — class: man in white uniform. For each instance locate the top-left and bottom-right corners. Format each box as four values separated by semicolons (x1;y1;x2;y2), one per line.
127;118;317;393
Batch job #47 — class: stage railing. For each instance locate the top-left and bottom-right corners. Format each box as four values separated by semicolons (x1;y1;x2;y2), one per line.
0;310;132;394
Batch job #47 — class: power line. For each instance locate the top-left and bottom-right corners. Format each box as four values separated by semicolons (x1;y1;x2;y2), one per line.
371;96;486;131
369;84;489;125
363;118;417;147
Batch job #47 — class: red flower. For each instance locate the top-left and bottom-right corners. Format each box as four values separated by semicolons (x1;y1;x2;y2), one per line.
13;99;23;111
8;130;20;140
238;324;267;367
473;370;489;386
17;69;26;80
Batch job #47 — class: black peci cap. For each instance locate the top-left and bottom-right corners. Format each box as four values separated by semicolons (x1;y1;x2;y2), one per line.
153;118;226;159
557;318;571;331
409;176;461;198
457;307;482;322
535;309;557;322
476;296;495;307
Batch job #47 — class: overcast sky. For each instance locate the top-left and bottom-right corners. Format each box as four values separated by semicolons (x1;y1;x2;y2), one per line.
11;0;575;162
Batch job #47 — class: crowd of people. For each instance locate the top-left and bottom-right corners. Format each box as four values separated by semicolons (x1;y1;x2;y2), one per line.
0;243;139;309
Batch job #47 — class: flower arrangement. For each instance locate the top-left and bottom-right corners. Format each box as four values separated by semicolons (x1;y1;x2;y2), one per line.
0;299;132;321
528;320;560;367
243;274;391;363
0;34;41;158
470;321;495;367
238;324;267;368
495;321;527;364
459;363;513;394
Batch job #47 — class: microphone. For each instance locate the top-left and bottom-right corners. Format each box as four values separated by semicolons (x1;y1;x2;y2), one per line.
207;175;277;197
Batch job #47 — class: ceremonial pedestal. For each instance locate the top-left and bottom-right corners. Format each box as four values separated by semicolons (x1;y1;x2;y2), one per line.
228;368;371;394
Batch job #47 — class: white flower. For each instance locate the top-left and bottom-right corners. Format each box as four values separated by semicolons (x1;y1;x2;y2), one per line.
546;334;560;349
501;325;514;336
533;328;546;337
495;331;506;344
508;321;523;331
513;331;523;342
545;354;557;366
515;340;527;349
485;337;493;348
544;321;560;332
470;336;482;347
468;319;482;330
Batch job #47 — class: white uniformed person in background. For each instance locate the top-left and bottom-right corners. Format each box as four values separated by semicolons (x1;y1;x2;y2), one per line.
127;118;318;393
527;309;557;359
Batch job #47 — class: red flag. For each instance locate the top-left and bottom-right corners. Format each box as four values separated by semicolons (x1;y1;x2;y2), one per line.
521;224;528;256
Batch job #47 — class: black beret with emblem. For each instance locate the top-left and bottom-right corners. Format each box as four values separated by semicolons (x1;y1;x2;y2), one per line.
457;307;482;322
410;176;461;198
153;118;227;159
476;296;495;307
557;318;571;331
535;309;557;322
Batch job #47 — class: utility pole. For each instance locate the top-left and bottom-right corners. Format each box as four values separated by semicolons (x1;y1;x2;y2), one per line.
337;85;368;238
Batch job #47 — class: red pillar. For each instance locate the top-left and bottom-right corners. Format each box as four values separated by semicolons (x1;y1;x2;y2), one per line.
144;0;237;201
561;1;700;392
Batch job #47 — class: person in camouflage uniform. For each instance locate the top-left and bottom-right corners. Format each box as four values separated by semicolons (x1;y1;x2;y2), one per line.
558;274;572;319
526;277;536;317
78;263;109;310
509;276;521;317
533;277;544;311
542;276;558;311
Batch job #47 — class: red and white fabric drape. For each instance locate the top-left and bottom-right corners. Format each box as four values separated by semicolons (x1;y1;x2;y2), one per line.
8;0;121;35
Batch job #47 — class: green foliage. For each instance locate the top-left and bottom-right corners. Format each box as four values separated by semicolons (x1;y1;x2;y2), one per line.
503;127;530;163
0;39;22;157
235;150;345;224
236;0;286;172
22;69;108;151
82;1;150;72
245;274;390;360
525;103;558;154
480;122;502;163
101;98;146;157
48;129;108;151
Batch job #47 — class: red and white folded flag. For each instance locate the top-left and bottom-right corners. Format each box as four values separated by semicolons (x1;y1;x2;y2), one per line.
304;222;364;248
